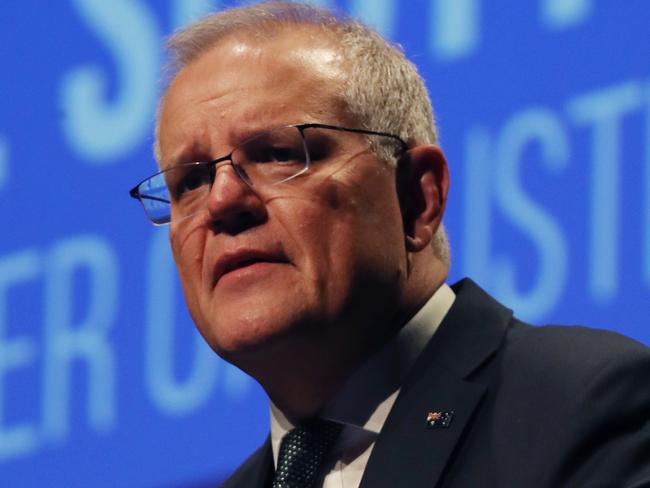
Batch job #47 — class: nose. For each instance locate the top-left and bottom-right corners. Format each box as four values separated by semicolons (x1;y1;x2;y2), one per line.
205;163;267;234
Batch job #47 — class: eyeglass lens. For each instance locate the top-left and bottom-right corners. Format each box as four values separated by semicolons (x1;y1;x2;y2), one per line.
138;126;310;224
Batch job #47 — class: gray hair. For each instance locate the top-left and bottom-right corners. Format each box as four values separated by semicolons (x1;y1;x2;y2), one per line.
157;1;450;266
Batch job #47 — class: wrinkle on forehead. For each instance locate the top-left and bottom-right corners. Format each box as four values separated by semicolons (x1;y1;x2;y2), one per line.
169;29;348;106
159;30;351;166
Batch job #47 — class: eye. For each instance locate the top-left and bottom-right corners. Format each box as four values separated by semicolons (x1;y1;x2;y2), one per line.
167;166;212;200
181;171;205;191
238;130;307;166
248;144;305;165
268;146;302;163
301;132;336;162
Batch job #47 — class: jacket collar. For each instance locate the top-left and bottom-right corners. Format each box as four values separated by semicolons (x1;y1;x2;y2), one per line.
359;278;513;488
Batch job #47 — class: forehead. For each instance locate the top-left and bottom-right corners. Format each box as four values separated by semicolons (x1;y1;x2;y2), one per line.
158;29;350;163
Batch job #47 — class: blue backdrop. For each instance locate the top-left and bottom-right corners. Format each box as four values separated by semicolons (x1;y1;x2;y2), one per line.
1;1;648;486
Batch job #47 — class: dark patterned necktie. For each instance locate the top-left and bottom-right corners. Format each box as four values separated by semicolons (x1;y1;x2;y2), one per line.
271;419;343;488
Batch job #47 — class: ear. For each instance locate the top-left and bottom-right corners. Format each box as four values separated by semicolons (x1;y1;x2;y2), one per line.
397;144;450;252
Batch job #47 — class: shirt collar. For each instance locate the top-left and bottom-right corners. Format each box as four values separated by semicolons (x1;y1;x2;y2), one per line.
270;283;455;462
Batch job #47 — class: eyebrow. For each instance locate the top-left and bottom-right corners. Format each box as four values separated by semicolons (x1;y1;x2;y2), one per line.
163;117;329;169
228;119;300;143
164;139;215;169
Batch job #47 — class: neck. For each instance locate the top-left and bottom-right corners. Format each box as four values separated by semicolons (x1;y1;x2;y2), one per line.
243;257;449;421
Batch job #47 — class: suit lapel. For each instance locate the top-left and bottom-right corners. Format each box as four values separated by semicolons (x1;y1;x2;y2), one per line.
360;279;513;488
220;436;274;488
359;362;486;488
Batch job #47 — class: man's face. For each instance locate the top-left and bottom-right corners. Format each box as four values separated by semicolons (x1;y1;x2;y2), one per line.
158;31;410;367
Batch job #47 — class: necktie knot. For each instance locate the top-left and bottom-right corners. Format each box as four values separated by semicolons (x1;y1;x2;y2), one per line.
272;419;343;488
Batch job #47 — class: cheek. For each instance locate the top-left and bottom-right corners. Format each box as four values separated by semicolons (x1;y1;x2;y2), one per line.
326;176;407;289
170;223;208;307
272;179;403;303
279;203;338;285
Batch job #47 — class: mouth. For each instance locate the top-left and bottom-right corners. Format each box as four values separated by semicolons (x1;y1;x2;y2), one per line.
213;249;288;287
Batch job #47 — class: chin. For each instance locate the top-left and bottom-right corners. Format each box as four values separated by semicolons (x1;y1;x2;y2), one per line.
199;310;302;360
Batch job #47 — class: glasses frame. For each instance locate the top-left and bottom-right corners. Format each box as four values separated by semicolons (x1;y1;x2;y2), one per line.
129;122;409;225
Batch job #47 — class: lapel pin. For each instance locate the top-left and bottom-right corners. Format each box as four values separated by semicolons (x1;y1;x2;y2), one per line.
426;410;454;429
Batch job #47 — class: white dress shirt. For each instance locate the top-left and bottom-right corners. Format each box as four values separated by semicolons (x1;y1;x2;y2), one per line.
270;283;456;488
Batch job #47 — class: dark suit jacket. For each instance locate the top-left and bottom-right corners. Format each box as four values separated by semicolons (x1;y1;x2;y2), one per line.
221;279;650;487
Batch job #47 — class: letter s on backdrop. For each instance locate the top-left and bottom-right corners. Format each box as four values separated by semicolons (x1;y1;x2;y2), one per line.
60;0;161;164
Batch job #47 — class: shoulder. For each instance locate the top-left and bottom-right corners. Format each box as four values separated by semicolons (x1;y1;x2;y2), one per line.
502;321;650;388
488;322;650;484
448;278;650;405
493;320;650;444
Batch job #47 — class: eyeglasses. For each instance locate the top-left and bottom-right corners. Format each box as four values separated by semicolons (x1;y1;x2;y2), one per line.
129;123;408;225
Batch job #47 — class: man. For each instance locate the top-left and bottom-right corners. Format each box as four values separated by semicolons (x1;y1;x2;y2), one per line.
129;2;650;486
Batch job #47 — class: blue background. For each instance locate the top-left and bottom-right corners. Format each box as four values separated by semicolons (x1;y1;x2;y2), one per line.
1;1;648;486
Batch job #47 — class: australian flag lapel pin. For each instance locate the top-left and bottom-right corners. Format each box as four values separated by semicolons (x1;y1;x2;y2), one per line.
426;410;454;429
